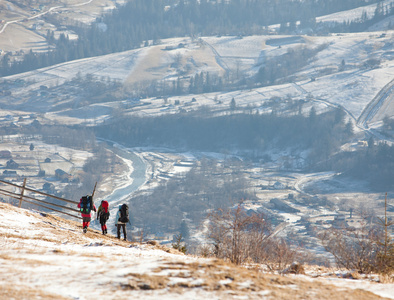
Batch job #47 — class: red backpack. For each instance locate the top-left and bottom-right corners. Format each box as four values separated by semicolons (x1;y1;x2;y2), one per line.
101;200;109;213
99;201;110;222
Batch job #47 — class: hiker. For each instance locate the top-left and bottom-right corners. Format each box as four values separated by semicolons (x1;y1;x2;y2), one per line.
77;195;97;233
115;204;129;240
97;200;110;235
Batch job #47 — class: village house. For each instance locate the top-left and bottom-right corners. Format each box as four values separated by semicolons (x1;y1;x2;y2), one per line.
43;182;55;193
55;169;70;182
0;150;12;159
6;159;19;169
2;170;17;177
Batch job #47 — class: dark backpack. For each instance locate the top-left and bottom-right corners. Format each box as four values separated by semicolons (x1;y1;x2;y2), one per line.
102;211;110;221
119;203;129;223
80;195;92;214
99;201;110;222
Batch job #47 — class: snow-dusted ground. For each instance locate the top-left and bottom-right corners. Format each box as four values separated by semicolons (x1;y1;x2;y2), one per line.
1;202;393;300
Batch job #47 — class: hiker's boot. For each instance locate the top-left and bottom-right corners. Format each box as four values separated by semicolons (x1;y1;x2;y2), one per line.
83;226;87;233
104;229;107;235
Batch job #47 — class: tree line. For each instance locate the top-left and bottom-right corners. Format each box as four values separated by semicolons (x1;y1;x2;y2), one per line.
96;107;353;165
319;1;394;33
327;140;394;190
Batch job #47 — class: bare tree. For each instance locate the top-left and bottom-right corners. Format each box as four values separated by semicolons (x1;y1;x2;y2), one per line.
207;203;271;265
260;238;298;272
320;197;394;275
320;223;381;274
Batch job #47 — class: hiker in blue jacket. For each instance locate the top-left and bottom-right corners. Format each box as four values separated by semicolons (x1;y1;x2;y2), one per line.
77;195;96;233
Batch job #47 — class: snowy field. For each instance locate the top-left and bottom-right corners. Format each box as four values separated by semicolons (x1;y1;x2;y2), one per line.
1;202;393;300
0;0;126;52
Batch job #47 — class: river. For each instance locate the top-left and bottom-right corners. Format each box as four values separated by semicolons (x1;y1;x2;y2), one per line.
105;144;147;205
92;141;147;232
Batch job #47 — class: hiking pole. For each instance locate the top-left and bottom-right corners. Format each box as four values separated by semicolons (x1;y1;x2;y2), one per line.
91;182;97;198
91;182;98;220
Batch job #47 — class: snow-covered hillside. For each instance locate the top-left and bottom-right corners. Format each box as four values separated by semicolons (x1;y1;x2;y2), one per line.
1;202;393;300
0;0;126;52
316;0;394;28
1;30;393;133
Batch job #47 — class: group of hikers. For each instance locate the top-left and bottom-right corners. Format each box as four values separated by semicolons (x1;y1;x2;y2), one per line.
77;195;130;240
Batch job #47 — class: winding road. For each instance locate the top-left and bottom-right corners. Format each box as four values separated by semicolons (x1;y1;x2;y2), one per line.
0;0;95;34
357;77;394;133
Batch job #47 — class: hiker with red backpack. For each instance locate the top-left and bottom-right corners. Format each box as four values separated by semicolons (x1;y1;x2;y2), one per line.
97;200;110;235
115;204;130;240
77;195;97;233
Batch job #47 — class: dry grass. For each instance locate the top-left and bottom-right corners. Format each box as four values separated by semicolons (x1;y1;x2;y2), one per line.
125;259;387;299
345;271;363;280
379;274;394;284
0;250;53;267
121;273;170;290
0;285;71;300
281;262;306;275
0;231;59;244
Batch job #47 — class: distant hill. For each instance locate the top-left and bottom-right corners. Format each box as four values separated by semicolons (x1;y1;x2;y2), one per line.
1;0;393;76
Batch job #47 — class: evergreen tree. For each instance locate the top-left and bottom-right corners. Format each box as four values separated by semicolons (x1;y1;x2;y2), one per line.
230;98;236;110
180;220;190;239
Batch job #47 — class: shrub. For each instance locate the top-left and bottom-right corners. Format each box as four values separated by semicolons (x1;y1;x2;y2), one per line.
172;234;187;254
206;202;300;270
320;195;393;275
207;202;271;265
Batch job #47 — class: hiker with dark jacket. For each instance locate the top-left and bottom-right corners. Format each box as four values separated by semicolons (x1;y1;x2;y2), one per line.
77;195;97;233
97;200;110;235
115;204;129;240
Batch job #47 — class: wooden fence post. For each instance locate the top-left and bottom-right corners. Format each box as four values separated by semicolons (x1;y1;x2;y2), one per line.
18;178;27;208
0;179;81;219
